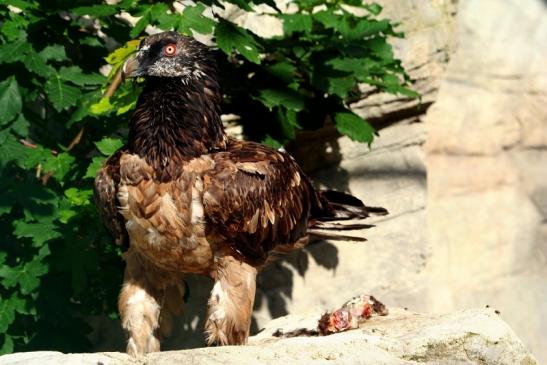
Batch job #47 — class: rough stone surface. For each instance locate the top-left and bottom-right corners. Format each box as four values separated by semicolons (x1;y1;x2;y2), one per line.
351;0;457;127
422;1;547;363
0;308;537;365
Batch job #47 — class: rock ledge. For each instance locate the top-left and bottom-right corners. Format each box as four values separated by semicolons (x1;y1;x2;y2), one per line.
0;308;537;365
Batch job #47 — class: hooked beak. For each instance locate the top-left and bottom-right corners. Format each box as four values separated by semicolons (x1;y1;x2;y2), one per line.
121;55;143;80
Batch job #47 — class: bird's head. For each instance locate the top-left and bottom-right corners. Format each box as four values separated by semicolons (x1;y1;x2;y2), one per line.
122;31;213;80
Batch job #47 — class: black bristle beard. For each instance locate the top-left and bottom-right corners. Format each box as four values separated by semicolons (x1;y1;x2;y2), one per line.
128;75;226;181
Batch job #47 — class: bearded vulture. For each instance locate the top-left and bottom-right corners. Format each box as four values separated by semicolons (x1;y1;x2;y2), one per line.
94;31;387;356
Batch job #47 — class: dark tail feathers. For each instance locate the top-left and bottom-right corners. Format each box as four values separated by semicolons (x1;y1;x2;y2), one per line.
308;190;388;242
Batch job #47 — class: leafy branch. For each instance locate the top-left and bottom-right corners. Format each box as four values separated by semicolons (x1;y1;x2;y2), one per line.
0;0;416;353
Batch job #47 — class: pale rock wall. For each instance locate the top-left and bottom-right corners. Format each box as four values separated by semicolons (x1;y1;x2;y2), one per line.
423;0;547;362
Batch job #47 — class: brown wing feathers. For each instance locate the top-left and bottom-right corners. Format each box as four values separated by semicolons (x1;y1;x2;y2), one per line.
203;139;314;265
94;149;128;247
315;190;388;221
307;189;388;242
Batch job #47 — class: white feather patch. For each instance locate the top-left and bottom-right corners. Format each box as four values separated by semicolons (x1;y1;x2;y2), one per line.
127;288;147;305
191;177;204;225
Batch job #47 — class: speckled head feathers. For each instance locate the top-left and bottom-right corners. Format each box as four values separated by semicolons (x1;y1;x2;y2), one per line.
124;31;214;79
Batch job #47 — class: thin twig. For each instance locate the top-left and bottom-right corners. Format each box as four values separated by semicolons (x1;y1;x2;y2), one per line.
41;172;53;186
104;69;123;99
67;127;85;151
19;139;37;148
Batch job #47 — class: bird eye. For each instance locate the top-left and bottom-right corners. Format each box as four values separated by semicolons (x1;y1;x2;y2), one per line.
163;43;177;57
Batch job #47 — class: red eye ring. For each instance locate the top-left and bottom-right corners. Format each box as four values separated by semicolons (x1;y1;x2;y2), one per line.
163;43;177;57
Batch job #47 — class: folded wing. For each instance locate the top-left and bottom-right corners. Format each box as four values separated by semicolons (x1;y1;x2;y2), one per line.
94;149;128;247
203;140;317;264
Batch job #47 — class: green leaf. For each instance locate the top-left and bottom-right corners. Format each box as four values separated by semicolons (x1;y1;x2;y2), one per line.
385;75;419;97
149;3;170;21
0;246;50;294
45;74;81;111
297;0;324;11
72;4;118;17
0;135;50;169
334;112;375;144
277;107;299;139
215;20;261;63
262;135;283;149
105;39;140;67
20;259;49;294
310;63;351;96
112;84;141;115
1;17;27;42
64;188;93;206
225;0;253;11
89;97;114;115
1;334;14;355
176;3;216;35
59;66;105;86
95;137;123;156
0;38;30;64
352;19;391;39
10;113;29;136
313;9;340;29
255;89;305;111
130;7;152;38
38;44;67;62
281;13;312;35
24;49;53;77
267;62;297;84
0;301;15;333
363;3;383;15
59;208;77;224
366;37;393;59
116;99;137;115
0;77;22;126
80;36;103;47
0;297;23;333
328;57;367;74
327;75;355;98
13;220;61;246
2;0;37;11
42;152;76;181
154;11;178;30
85;156;105;179
69;90;102;124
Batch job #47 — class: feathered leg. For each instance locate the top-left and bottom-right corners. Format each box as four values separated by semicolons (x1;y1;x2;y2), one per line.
119;249;184;356
205;255;257;345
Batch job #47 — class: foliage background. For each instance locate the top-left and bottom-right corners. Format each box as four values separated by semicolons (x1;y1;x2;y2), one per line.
0;0;414;353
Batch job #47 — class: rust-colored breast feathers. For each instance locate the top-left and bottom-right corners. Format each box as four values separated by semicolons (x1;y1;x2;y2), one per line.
115;153;214;273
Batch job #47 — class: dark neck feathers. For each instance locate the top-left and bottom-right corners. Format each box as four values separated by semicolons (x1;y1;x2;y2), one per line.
128;75;226;180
